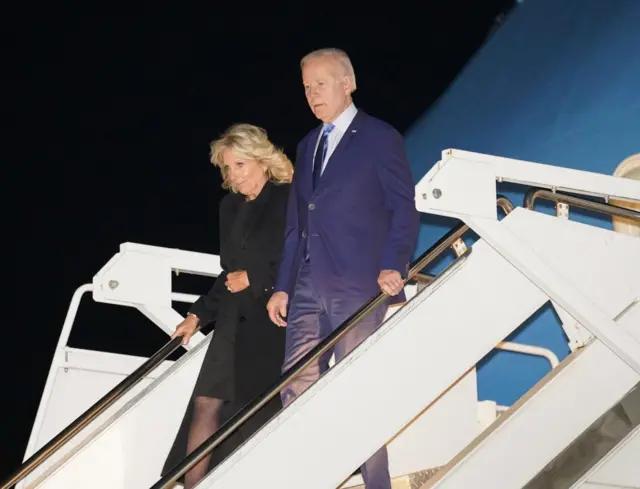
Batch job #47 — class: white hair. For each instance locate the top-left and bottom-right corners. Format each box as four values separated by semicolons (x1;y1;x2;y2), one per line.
300;48;357;93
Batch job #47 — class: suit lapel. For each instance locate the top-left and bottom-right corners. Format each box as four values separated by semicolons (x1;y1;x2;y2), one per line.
300;126;321;199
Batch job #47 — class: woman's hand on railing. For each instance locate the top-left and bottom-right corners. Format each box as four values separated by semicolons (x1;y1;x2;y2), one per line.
172;314;200;345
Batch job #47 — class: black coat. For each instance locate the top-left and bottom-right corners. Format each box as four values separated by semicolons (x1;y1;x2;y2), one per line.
162;180;289;477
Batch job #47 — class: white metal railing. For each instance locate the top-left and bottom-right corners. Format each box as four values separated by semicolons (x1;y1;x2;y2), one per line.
496;341;560;369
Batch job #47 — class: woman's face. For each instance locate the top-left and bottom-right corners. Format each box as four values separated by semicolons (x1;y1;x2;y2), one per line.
221;148;267;198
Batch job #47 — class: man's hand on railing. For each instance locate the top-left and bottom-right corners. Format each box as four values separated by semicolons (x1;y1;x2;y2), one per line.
172;314;200;345
378;269;404;296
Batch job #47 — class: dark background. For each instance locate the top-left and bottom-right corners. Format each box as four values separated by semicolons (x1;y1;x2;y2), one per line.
4;2;517;480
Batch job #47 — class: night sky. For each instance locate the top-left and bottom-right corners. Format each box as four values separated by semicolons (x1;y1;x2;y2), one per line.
5;2;515;480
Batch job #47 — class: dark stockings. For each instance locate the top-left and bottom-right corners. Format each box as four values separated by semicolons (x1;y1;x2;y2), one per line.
184;396;224;489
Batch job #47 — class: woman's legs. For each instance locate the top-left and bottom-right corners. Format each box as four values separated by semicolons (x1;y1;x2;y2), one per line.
184;396;225;489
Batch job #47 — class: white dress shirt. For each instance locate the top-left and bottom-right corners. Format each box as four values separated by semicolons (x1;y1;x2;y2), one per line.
313;103;358;175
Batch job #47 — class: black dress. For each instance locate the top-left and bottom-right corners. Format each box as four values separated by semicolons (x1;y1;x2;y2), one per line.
162;180;290;477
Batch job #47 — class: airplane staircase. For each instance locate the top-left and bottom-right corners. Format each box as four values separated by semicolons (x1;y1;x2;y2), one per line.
2;150;639;489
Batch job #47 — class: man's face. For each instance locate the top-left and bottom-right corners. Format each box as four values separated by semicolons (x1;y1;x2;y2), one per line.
302;56;352;123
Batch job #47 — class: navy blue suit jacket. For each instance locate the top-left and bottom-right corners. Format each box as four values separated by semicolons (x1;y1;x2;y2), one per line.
275;110;419;303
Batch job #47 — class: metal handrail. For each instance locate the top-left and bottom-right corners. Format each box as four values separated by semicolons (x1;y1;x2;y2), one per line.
0;334;193;489
152;222;474;489
495;341;560;369
412;272;436;284
524;188;640;222
497;195;516;215
409;197;512;288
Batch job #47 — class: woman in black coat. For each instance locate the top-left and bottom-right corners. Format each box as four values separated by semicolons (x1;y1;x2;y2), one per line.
162;123;292;488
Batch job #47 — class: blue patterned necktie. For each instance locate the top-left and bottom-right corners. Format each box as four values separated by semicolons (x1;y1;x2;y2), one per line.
312;123;335;190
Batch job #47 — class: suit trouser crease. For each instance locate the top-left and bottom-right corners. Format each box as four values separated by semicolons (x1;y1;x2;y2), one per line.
281;261;391;489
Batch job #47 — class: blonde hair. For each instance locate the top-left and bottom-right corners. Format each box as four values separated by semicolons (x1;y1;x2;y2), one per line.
301;48;357;93
210;123;294;192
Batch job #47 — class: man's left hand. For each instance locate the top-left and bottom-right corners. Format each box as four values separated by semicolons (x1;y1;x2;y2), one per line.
378;269;404;296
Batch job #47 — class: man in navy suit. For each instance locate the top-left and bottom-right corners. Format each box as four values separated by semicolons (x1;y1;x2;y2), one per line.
267;48;419;489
